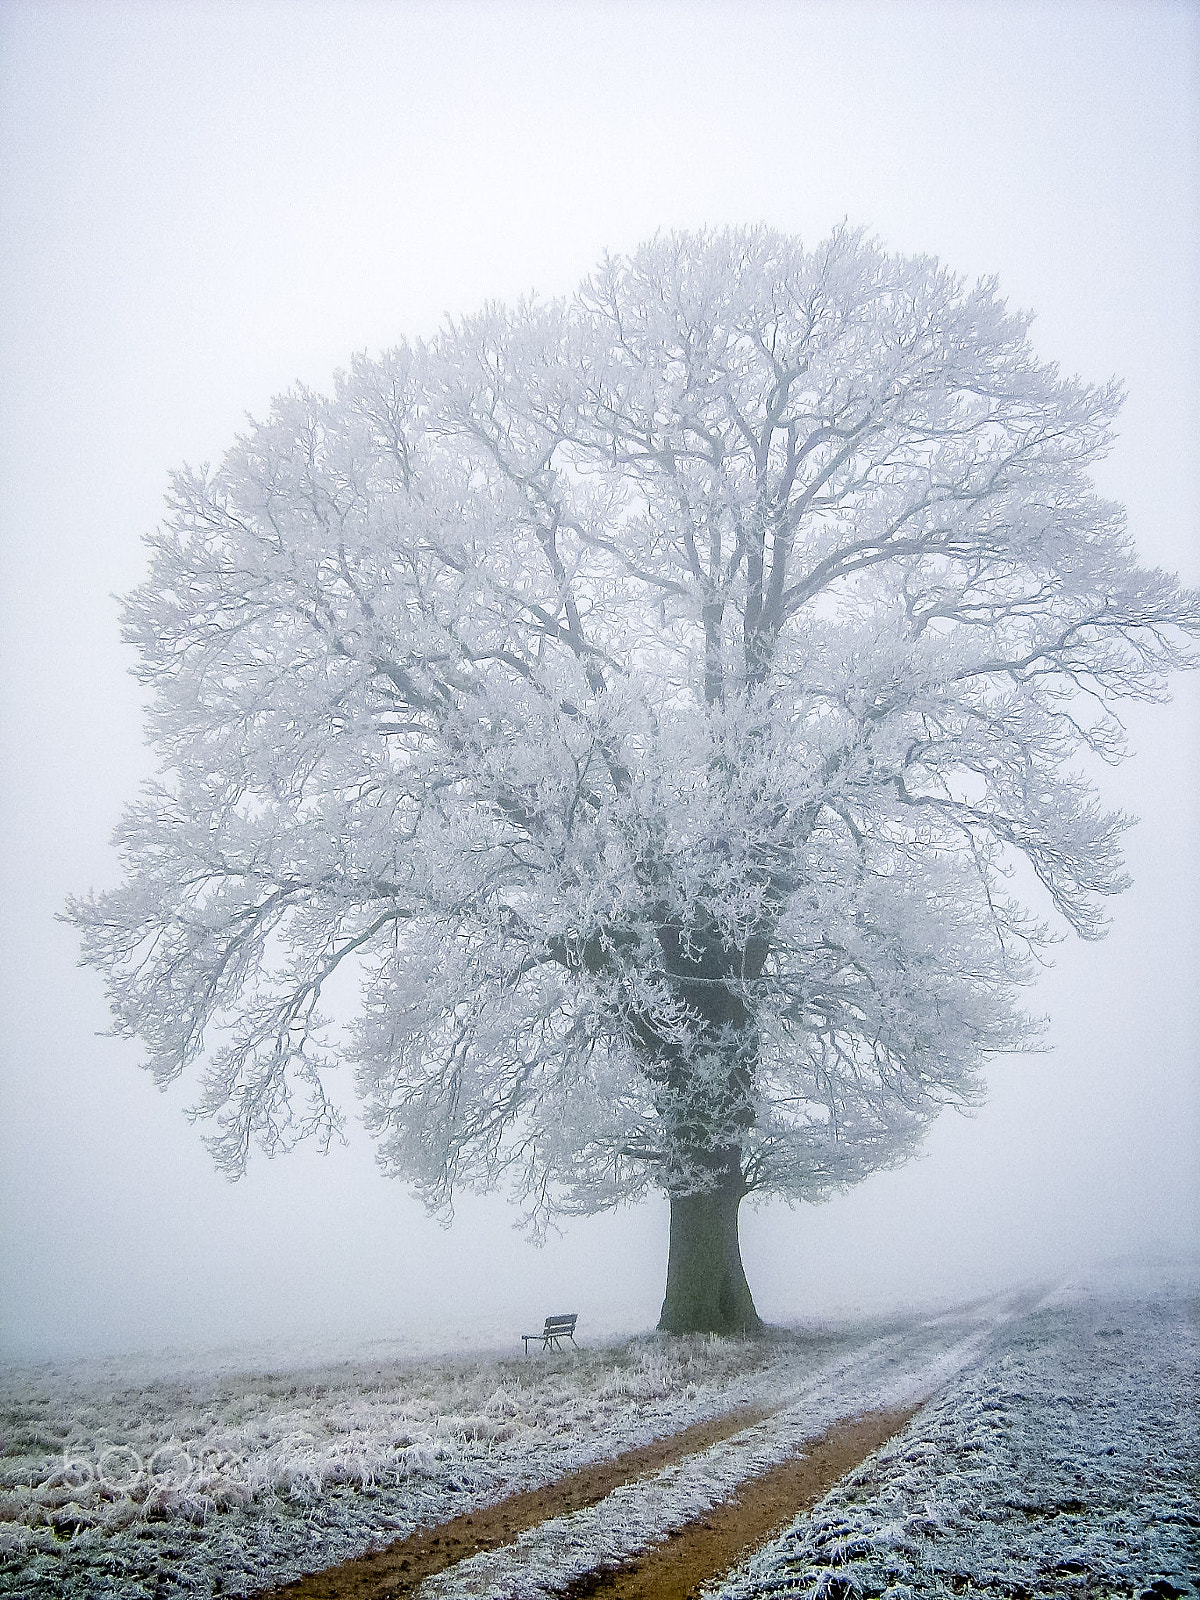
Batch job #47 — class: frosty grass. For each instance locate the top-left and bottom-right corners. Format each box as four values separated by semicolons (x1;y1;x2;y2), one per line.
1;1288;1195;1598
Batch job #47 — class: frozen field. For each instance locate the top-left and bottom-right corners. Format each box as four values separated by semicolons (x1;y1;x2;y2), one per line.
716;1287;1199;1599
0;1314;884;1597
0;1286;1194;1598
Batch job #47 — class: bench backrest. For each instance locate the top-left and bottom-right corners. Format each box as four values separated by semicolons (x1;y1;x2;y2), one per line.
543;1314;577;1333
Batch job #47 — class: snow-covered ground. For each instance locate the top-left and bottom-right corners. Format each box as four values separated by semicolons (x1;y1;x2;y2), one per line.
715;1286;1199;1599
2;1286;1193;1599
0;1315;879;1598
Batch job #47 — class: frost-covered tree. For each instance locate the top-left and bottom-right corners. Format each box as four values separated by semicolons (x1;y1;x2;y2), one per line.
70;228;1198;1335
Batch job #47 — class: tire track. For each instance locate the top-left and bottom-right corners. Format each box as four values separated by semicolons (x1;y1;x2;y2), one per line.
261;1405;776;1600
557;1403;920;1600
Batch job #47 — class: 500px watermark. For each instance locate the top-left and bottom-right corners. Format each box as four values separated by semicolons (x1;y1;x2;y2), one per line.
52;1443;246;1493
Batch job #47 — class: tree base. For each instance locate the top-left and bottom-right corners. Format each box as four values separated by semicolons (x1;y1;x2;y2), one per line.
657;1181;763;1337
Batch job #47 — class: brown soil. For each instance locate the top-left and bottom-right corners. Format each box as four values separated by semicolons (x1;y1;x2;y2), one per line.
561;1403;918;1600
260;1402;774;1600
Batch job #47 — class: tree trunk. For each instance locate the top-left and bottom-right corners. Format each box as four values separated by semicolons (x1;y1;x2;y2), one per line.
657;1176;763;1336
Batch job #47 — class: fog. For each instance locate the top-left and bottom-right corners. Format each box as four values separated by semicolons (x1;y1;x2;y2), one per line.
1;0;1196;1365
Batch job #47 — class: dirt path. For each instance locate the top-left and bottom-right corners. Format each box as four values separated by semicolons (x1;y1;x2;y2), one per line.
261;1402;774;1600
560;1404;918;1600
261;1398;918;1600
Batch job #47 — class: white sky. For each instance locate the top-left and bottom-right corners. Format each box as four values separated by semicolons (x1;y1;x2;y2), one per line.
1;0;1197;1361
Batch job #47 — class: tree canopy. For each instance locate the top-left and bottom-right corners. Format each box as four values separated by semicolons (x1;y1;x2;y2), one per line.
70;226;1199;1332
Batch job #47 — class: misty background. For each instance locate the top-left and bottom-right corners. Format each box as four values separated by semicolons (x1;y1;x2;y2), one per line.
1;0;1196;1363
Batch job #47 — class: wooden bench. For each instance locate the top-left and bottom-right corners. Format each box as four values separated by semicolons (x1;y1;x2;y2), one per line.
522;1313;578;1354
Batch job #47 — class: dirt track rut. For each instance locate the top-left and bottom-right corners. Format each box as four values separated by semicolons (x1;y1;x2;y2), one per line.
261;1398;922;1600
262;1403;777;1599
